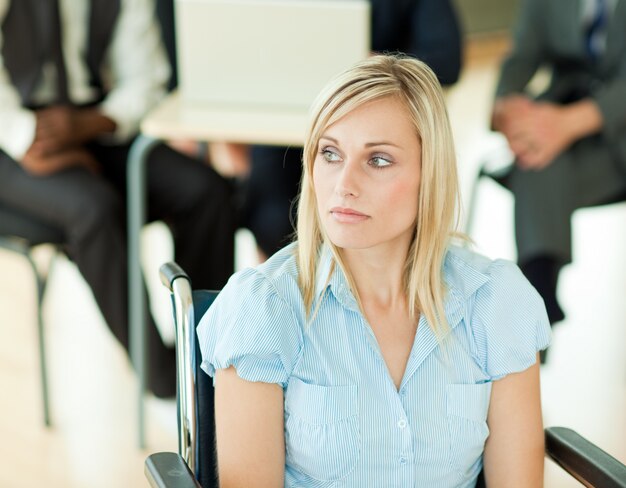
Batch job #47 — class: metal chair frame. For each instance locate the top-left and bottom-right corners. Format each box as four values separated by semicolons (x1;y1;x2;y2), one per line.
0;234;60;426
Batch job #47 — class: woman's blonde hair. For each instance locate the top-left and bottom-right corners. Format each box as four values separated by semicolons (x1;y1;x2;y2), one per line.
295;54;461;338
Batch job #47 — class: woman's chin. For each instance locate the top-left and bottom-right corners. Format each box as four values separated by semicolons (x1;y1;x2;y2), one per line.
325;233;376;251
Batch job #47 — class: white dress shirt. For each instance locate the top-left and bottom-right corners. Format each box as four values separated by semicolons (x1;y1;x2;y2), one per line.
581;0;616;54
0;0;170;160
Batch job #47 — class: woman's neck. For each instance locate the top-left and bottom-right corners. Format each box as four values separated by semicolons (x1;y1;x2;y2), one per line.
341;243;409;310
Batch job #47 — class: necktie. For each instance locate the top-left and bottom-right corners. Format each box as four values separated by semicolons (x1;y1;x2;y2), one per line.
585;0;608;61
50;0;69;104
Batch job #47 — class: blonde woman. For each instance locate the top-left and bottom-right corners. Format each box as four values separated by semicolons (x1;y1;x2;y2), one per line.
198;54;551;487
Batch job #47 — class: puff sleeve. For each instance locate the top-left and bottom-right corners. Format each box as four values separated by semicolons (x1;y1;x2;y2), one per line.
471;260;552;381
197;268;303;387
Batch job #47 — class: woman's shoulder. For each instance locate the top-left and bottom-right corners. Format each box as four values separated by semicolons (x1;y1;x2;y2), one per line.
444;244;531;298
445;244;551;379
226;242;304;307
197;243;305;385
255;241;300;283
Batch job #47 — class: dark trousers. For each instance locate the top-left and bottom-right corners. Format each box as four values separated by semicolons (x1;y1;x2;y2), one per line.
0;141;236;397
498;135;626;324
240;145;302;257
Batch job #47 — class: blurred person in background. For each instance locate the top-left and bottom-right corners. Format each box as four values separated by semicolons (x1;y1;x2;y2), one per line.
0;0;236;397
491;0;626;329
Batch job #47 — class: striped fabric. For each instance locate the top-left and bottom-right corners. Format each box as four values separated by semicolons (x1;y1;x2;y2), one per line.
198;243;551;487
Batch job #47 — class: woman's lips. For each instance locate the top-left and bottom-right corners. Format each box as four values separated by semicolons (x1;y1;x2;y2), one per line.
330;207;370;223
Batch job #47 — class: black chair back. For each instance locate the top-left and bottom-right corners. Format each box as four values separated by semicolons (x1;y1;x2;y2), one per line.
159;262;219;487
191;290;218;488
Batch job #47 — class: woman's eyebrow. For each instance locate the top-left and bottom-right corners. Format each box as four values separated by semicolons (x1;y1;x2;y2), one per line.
320;135;403;150
364;141;403;149
319;135;339;144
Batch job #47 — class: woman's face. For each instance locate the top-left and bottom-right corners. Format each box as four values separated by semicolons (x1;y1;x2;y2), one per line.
313;96;421;253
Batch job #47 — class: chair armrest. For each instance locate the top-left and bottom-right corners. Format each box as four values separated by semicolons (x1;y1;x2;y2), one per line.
545;426;626;488
159;262;191;293
145;452;201;488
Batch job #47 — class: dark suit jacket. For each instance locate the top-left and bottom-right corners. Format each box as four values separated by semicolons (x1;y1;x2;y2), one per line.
370;0;462;86
496;0;626;172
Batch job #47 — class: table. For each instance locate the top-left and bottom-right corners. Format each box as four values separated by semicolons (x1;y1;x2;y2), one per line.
127;91;309;447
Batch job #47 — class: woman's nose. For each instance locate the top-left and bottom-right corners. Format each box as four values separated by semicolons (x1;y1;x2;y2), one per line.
335;160;360;198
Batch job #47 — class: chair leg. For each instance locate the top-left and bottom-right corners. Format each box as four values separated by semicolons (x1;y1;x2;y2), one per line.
27;250;56;427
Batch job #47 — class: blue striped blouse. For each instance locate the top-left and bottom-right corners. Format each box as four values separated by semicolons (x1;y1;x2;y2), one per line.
197;242;551;487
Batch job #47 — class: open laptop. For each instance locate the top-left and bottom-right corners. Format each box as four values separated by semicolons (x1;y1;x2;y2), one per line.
174;0;371;112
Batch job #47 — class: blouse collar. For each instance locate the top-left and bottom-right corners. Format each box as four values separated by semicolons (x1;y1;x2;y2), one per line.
313;243;491;333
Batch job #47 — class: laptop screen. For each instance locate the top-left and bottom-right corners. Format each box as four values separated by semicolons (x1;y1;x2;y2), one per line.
175;0;371;111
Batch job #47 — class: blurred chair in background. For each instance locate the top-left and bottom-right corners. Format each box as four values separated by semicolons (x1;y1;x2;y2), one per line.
0;203;64;426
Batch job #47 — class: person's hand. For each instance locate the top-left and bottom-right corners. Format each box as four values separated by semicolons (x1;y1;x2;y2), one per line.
208;142;251;177
492;95;534;136
21;146;99;176
510;102;574;170
31;106;116;156
31;106;81;155
493;96;575;170
167;139;205;159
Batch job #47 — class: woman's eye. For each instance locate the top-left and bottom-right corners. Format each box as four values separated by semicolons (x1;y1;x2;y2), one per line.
370;156;392;168
321;149;341;162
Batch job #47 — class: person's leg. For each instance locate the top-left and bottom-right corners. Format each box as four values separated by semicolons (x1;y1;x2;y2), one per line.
92;141;237;395
0;151;131;340
506;154;572;326
145;143;237;289
505;137;626;325
242;145;302;257
0;150;176;397
92;142;236;290
87;143;187;397
519;256;565;325
517;255;562;364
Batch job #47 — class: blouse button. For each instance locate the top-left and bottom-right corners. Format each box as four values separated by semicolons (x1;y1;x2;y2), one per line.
397;418;407;429
399;456;407;465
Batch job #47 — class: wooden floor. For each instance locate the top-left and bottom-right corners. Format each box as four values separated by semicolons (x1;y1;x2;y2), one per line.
1;35;624;487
